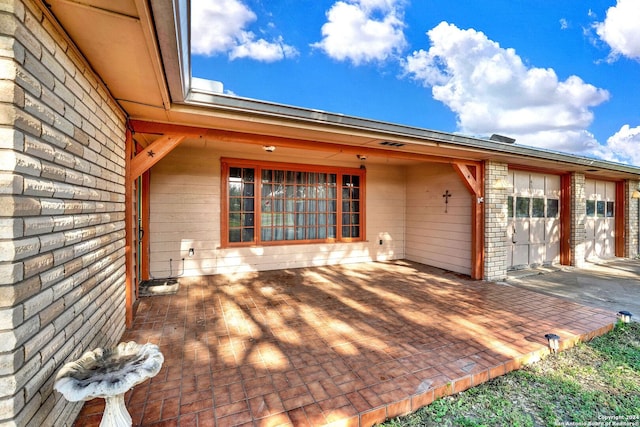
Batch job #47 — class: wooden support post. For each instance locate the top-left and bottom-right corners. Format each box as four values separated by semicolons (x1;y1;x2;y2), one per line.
452;161;485;280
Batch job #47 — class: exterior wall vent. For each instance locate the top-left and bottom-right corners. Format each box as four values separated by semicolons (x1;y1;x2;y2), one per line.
380;141;406;147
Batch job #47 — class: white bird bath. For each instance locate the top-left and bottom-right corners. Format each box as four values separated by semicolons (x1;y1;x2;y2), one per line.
54;341;164;427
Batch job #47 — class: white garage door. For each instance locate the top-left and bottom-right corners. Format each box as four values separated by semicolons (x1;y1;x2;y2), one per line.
584;179;616;260
507;171;561;269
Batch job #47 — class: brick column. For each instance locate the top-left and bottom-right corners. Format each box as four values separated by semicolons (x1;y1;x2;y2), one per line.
484;161;509;281
627;180;640;258
570;172;586;267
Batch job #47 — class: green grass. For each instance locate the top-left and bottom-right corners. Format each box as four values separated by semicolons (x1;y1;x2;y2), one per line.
382;322;640;427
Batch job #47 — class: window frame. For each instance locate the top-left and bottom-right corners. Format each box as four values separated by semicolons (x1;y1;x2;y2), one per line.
221;158;366;248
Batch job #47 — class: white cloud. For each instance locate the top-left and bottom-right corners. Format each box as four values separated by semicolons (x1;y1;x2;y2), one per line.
594;125;640;165
191;0;298;62
594;0;640;61
559;18;569;30
402;22;610;155
312;0;407;65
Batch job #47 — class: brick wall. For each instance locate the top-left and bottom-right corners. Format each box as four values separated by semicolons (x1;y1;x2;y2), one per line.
484;160;509;281
570;172;586;267
0;1;127;425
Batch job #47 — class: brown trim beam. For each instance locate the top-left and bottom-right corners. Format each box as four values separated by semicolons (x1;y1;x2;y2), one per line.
130;134;186;179
615;181;626;257
452;161;484;280
560;174;572;265
124;128;134;327
129;120;466;165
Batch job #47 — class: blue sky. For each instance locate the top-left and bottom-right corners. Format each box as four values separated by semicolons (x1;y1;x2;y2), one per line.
191;0;640;166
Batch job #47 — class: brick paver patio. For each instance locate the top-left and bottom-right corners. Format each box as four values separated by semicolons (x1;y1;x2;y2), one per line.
73;261;616;426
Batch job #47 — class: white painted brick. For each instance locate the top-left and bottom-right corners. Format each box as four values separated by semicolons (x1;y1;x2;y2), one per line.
23;322;54;362
23;50;54;90
64;168;83;185
22;176;55;197
0;262;23;285
0;347;24;377
38;232;64;253
52;112;73;137
52;78;74;107
0;79;24;106
24;91;54;125
52;146;74;168
39;161;66;182
51;301;73;332
24;134;55;161
64;200;82;214
40;122;70;150
53;249;74;269
0;304;24;329
0;315;38;353
39;264;64;288
52;216;72;232
0;236;39;262
52;181;75;199
23;216;53;236
22;286;53;320
0;149;41;176
0;128;24;151
0;172;23;194
0;391;25;422
22;252;53;278
0;218;23;239
15;58;45;98
38;297;63;326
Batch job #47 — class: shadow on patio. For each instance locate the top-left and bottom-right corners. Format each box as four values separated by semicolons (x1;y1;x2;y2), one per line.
73;260;616;427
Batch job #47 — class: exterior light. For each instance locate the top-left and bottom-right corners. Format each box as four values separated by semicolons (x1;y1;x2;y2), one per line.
262;145;276;152
617;310;633;323
544;333;560;353
357;154;367;161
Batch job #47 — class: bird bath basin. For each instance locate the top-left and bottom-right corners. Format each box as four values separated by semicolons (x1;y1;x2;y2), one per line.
54;341;164;427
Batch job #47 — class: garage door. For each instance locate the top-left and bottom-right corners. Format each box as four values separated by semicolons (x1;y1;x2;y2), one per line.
584;179;616;260
507;171;561;269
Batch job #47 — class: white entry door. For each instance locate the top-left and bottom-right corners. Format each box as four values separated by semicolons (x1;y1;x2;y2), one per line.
584;179;616;259
507;171;561;269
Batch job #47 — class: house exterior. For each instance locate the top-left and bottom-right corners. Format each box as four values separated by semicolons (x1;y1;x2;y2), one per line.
1;0;639;425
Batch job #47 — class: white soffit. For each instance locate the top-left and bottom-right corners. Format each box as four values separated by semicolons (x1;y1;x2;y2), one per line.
46;0;168;111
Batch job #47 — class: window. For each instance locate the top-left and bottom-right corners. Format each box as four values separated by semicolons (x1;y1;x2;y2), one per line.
532;198;545;218
547;199;559;218
597;201;605;218
586;200;596;217
223;159;365;246
516;197;530;218
606;201;614;218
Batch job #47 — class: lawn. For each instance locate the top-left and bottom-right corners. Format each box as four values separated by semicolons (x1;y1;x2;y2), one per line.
382;322;640;427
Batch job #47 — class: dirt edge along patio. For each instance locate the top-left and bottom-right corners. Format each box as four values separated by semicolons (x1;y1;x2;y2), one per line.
73;261;616;426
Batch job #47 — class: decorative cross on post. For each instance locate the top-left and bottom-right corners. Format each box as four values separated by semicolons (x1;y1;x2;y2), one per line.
443;190;452;213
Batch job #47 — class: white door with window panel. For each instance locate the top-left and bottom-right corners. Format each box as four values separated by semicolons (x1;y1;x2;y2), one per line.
506;171;561;269
584;179;616;260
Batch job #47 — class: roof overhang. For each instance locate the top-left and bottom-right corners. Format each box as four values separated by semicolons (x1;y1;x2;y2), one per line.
43;0;640;180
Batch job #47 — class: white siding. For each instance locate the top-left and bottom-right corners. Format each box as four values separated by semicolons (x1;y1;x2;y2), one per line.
405;163;472;275
148;144;406;277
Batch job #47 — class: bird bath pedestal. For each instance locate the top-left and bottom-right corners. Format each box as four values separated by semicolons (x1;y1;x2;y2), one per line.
54;341;164;427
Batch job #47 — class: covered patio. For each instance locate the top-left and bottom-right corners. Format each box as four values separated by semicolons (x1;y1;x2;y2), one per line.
72;261;615;427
